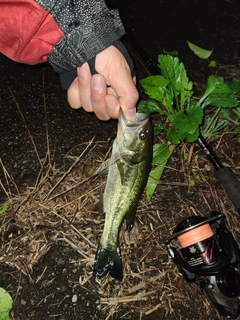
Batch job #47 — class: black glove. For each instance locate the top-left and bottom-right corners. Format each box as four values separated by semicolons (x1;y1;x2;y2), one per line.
60;40;136;90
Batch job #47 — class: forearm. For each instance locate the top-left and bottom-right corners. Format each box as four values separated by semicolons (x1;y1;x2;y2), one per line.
0;0;125;73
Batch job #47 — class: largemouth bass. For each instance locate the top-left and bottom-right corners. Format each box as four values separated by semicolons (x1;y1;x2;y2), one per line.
93;109;152;281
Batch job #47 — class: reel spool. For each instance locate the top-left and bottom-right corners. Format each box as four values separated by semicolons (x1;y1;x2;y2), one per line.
172;214;226;271
166;212;234;277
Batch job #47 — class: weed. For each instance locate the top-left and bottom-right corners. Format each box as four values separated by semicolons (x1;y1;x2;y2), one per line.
0;287;13;320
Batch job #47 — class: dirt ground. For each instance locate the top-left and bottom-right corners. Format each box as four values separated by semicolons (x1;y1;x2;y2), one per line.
0;0;240;319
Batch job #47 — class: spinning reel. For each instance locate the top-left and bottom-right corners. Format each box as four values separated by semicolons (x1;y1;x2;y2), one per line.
166;211;240;319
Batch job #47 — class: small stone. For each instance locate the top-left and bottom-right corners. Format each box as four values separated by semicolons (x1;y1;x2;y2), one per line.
72;294;78;303
21;299;26;305
96;304;102;311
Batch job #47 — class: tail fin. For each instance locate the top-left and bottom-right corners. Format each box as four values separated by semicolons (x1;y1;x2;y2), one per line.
93;244;123;281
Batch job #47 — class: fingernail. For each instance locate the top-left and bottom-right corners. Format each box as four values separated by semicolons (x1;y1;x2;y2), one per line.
92;76;103;93
125;107;136;120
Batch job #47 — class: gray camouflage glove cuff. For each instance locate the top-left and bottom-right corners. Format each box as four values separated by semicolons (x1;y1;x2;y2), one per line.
45;0;125;73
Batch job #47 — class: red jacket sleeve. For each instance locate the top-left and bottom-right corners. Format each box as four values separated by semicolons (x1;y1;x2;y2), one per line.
0;0;63;65
0;0;125;74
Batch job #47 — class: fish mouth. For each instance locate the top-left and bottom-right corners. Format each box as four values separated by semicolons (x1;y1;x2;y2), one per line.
118;108;149;131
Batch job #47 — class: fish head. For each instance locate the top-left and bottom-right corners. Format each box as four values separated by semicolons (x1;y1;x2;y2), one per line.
117;109;152;163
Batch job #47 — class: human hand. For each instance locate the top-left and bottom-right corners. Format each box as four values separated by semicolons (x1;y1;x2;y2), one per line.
67;45;139;121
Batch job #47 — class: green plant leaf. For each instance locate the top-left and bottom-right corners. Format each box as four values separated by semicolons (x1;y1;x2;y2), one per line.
187;41;213;59
207;75;233;94
229;79;240;95
159;55;193;92
201;93;238;109
174;105;203;135
0;288;13;320
140;75;174;114
166;126;181;144
202;108;232;137
137;100;162;114
153;122;168;136
140;75;169;102
146;166;164;202
152;143;172;165
179;128;200;143
209;60;217;67
163;49;179;57
146;144;174;201
0;205;8;215
198;75;233;107
233;107;240;118
158;55;193;110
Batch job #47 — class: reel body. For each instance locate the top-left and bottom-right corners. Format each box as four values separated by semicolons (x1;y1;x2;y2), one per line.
166;212;240;319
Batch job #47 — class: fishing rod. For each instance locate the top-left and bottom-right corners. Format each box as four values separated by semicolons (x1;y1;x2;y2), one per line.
121;26;240;319
197;134;240;215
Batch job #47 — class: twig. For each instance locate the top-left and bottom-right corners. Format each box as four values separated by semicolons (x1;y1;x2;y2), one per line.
9;87;42;166
100;291;154;305
42;137;95;201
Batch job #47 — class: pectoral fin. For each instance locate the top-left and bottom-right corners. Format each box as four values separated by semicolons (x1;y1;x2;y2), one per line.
117;162;125;185
95;159;110;176
94;196;104;216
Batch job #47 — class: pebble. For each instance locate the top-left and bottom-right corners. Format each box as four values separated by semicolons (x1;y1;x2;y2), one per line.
72;294;78;303
21;299;26;305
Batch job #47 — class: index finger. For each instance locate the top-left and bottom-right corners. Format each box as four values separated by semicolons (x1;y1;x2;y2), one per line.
111;70;139;120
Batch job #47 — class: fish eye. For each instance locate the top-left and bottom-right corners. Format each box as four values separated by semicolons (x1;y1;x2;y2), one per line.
139;131;145;140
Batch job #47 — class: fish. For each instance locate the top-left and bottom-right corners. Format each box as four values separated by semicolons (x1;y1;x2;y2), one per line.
93;109;152;281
